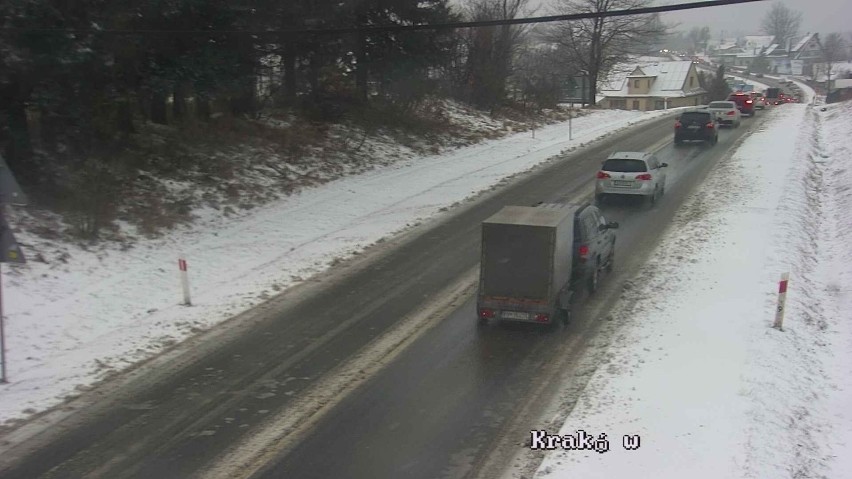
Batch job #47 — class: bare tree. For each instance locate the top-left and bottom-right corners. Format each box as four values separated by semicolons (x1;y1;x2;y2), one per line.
512;40;573;109
686;26;711;56
819;33;847;92
544;0;668;106
461;0;532;109
761;3;802;47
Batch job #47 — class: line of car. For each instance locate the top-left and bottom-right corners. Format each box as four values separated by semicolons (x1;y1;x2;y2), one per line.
477;80;788;326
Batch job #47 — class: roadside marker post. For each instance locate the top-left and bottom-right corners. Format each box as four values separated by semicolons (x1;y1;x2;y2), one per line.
1;263;6;383
179;258;192;306
773;272;789;331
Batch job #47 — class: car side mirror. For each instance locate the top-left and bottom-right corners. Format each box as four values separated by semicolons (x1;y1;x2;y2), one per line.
607;221;619;229
660;162;668;168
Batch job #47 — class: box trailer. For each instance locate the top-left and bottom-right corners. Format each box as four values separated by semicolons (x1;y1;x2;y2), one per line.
476;204;577;326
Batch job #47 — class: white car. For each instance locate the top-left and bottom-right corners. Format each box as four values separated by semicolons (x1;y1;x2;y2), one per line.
595;152;668;205
706;101;741;127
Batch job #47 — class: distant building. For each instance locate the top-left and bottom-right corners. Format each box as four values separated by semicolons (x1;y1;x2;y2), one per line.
599;61;706;110
826;79;852;104
743;35;775;52
789;33;822;75
709;33;822;75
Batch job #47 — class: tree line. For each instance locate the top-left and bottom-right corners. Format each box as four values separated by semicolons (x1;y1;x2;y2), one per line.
1;0;668;200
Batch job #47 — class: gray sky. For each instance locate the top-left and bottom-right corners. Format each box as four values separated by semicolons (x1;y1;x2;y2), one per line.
527;0;852;38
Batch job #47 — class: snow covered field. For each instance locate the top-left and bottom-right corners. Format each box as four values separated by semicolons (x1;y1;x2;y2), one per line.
530;88;852;476
0;107;677;426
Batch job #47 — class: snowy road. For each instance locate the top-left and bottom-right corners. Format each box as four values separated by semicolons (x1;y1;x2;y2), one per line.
0;109;689;477
231;116;767;478
3;89;845;479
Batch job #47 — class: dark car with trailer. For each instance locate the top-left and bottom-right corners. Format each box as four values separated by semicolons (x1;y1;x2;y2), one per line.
476;202;618;326
674;109;718;146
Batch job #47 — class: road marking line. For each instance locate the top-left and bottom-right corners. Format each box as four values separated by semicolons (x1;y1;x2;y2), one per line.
198;267;479;479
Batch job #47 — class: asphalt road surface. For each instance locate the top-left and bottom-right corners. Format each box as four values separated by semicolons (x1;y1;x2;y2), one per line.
0;109;772;479
254;113;769;479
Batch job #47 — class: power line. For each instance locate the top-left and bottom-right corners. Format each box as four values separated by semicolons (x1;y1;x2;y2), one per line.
0;0;765;37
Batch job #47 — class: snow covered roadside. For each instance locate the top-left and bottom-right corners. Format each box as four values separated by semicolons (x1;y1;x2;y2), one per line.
0;107;678;426
816;101;852;477
530;101;851;475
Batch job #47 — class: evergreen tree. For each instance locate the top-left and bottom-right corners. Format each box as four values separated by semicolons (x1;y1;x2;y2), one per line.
708;65;731;101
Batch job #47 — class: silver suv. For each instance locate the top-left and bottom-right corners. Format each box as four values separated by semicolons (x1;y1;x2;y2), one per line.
595;151;668;205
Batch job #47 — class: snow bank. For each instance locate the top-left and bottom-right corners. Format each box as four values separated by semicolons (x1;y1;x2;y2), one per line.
815;100;852;477
0;108;674;425
534;101;852;477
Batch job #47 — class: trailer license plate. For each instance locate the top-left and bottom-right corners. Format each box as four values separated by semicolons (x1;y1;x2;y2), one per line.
502;311;529;320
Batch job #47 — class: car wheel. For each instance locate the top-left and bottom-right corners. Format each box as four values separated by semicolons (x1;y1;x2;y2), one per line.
650;186;658;205
606;249;615;273
557;307;570;327
587;262;599;295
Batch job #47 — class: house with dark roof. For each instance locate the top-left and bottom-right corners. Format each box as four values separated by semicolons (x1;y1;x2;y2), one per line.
599;61;707;110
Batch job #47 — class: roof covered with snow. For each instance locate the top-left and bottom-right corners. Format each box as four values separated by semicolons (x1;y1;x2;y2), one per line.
744;35;775;49
833;79;852;89
792;32;817;52
601;61;703;98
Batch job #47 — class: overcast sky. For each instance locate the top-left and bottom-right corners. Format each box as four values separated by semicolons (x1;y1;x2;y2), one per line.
526;0;852;38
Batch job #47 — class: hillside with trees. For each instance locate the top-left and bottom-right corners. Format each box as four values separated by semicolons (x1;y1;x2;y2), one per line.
0;0;663;243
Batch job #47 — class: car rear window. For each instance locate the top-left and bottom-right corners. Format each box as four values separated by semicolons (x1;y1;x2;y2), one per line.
680;112;712;123
602;159;647;173
709;102;733;108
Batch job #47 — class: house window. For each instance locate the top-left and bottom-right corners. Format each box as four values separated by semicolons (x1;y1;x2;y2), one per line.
610;99;627;109
654;100;665;110
634;79;640;88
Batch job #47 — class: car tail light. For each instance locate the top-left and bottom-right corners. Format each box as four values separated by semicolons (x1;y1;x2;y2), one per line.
596;171;611;179
746;100;753;104
479;308;495;319
635;173;652;180
727;110;735;115
674;121;682;128
706;122;715;129
578;244;589;262
534;313;550;323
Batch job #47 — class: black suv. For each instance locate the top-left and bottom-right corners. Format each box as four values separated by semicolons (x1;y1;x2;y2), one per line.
572;203;617;293
674;110;718;146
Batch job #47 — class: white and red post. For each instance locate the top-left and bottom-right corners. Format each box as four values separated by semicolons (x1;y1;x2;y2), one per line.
178;258;192;306
1;263;6;383
773;272;789;330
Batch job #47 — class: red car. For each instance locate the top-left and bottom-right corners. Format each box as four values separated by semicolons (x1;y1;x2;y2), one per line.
727;92;755;117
